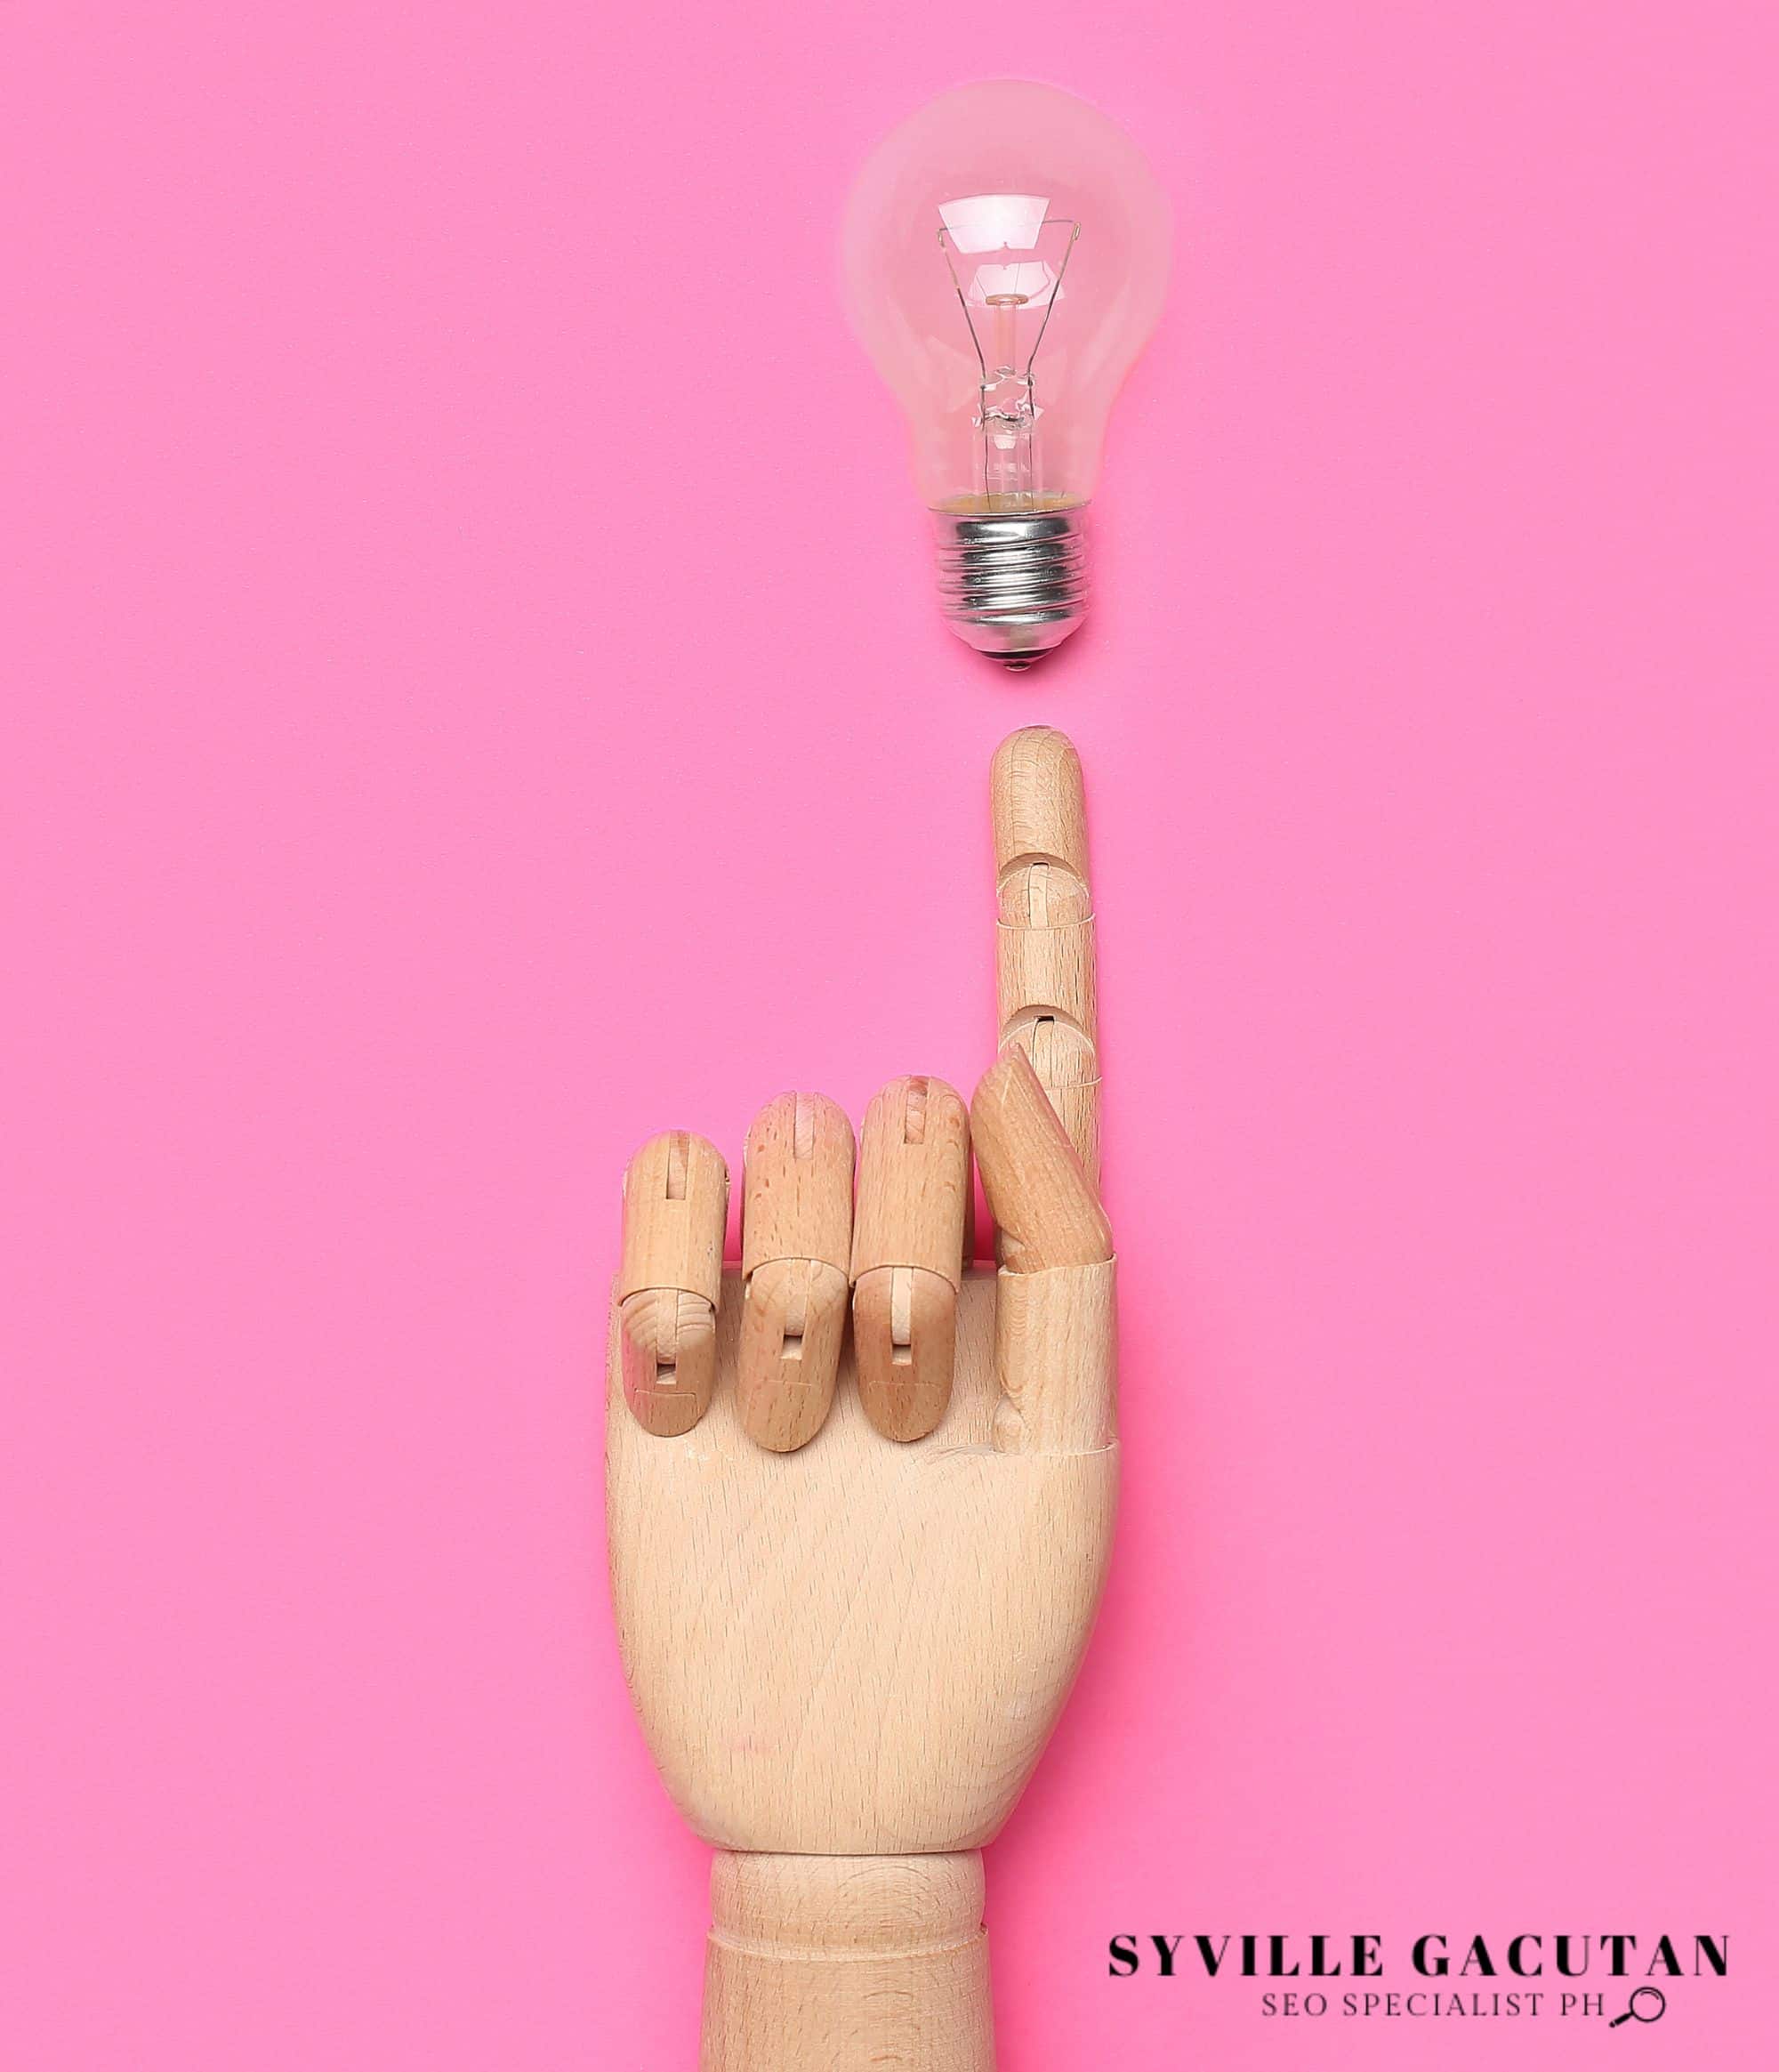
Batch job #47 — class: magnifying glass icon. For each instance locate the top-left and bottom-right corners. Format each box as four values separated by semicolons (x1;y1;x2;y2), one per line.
1609;1986;1667;2028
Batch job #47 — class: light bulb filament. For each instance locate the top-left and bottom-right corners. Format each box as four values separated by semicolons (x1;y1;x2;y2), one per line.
938;214;1080;512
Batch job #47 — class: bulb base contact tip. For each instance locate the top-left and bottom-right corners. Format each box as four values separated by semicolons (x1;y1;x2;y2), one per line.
931;505;1089;667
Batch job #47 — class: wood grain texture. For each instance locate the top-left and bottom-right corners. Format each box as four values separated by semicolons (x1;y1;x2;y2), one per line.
740;1093;855;1278
618;1288;720;1439
702;1852;992;2072
992;726;1100;1186
736;1259;850;1453
851;1267;956;1443
618;1132;729;1436
850;1077;970;1283
607;1265;1118;1856
620;1131;730;1305
737;1093;855;1453
990;724;1089;884
993;1259;1117;1456
607;727;1121;2064
852;1076;970;1442
970;1052;1113;1274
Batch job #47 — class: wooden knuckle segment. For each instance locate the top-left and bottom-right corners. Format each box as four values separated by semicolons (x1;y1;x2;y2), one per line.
970;1052;1112;1275
617;1133;729;1438
740;1092;855;1280
991;729;1100;1184
991;1258;1119;1456
991;726;1089;885
994;916;1097;1045
999;1010;1099;1093
618;1131;729;1307
737;1093;855;1453
994;853;1092;929
736;1258;849;1453
852;1266;957;1444
850;1076;969;1444
619;1287;718;1438
850;1076;970;1286
1003;1076;1099;1203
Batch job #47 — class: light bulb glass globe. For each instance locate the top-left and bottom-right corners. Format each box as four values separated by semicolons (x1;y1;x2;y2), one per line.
843;79;1170;666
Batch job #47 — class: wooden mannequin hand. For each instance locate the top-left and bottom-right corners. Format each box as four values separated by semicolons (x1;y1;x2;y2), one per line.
605;730;1115;2071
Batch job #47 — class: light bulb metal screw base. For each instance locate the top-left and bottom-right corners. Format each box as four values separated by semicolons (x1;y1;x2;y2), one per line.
931;505;1089;668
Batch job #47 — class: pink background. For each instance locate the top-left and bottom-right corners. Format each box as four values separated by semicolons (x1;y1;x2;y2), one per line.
4;4;1775;2067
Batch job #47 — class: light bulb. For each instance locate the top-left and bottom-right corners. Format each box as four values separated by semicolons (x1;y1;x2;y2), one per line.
843;80;1170;667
